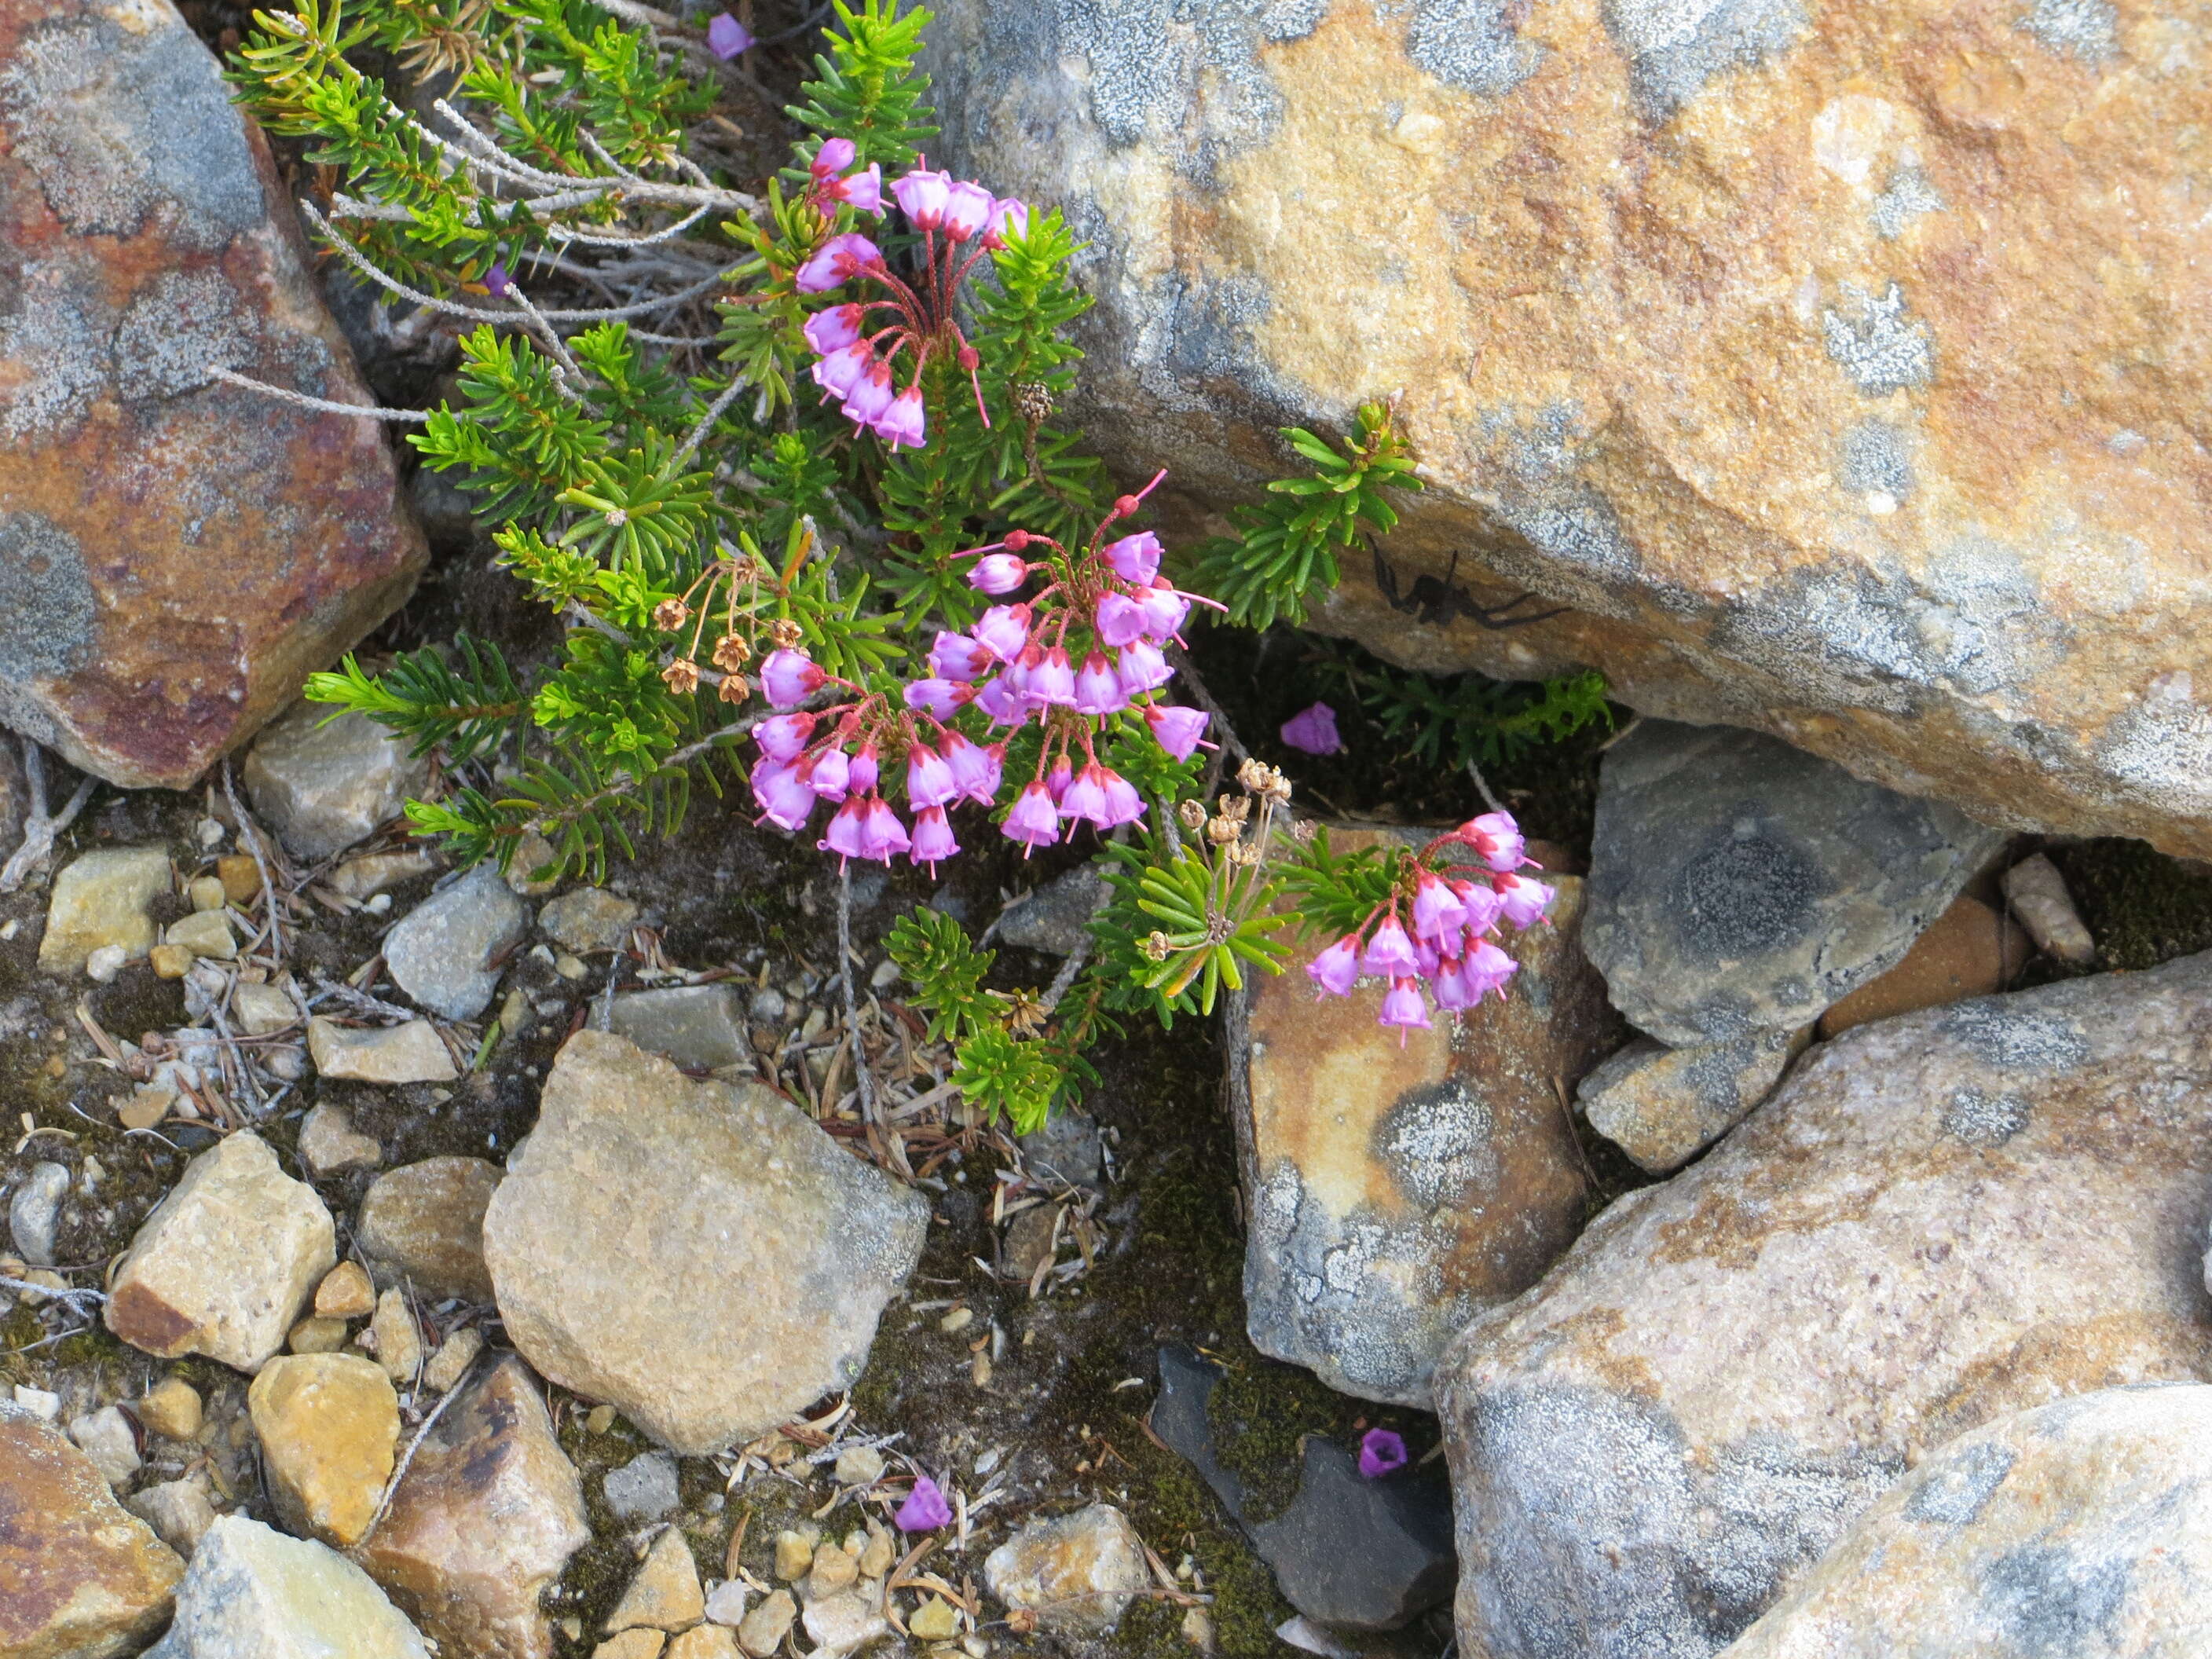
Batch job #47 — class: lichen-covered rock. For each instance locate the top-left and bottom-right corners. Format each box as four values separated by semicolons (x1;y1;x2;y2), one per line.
0;0;424;791
1726;1384;2212;1658
383;867;528;1023
356;1157;500;1302
1436;950;2212;1659
922;0;2212;860
1237;830;1617;1404
106;1130;335;1372
147;1516;431;1659
0;1406;184;1659
1584;721;2005;1046
482;1031;929;1454
357;1356;590;1659
242;705;430;863
983;1503;1150;1637
1578;1027;1810;1174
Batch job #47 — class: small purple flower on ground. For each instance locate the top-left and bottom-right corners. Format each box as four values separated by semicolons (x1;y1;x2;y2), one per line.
895;1474;954;1531
706;12;753;57
1357;1428;1408;1479
485;262;512;298
1280;701;1344;756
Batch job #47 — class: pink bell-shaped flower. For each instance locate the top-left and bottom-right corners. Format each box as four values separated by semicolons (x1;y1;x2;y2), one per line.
1360;917;1420;979
1094;591;1145;647
895;1474;953;1531
1114;639;1172;693
1410;871;1468;944
1463;939;1518;1000
847;746;880;795
811;137;856;179
827;162;883;215
941;179;994;242
902;677;969;720
1494;871;1554;931
972;604;1031;663
1002;781;1060;852
810;340;873;401
1135;582;1192;642
1027;646;1076;707
1101;531;1162;584
794;232;881;293
858;796;910;861
1279;701;1344;756
803;745;851;801
750;760;815;832
1306;935;1358;997
1142;703;1210;761
840;358;896;427
760;648;826;709
911;805;959;872
891;168;950;229
974;673;1029;727
1462;810;1527;873
969;552;1028;595
1378;978;1432;1042
1072;653;1129;716
706;11;753;57
753;712;817;762
819;796;869;862
906;743;958;809
942;732;1003;804
803;304;863;356
875;385;926;450
929;631;993;682
983;196;1029;247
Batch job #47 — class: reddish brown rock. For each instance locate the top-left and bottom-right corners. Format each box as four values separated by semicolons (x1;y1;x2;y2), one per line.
0;0;425;789
357;1158;502;1303
0;1407;184;1659
356;1357;591;1659
1818;892;2030;1038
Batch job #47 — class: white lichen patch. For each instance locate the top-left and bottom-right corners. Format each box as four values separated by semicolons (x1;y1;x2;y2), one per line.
2017;0;2120;62
1822;281;1935;394
1870;164;1944;240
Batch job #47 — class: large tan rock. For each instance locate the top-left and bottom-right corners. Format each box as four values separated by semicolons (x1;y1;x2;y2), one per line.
1435;949;2212;1658
0;0;424;789
357;1356;590;1659
482;1031;929;1454
925;0;2212;859
247;1354;399;1548
105;1130;335;1372
1237;832;1617;1404
1724;1384;2212;1658
146;1516;431;1659
0;1408;184;1659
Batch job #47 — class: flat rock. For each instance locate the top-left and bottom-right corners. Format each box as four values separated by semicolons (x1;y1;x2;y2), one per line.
800;1588;887;1657
1152;1346;1453;1632
1584;721;2005;1046
997;861;1108;956
309;1017;457;1085
603;1451;682;1523
9;1159;68;1266
0;1;425;791
297;1101;383;1173
482;1031;928;1453
357;1355;590;1659
1436;949;2212;1659
540;887;639;955
1579;1027;1810;1174
605;1526;704;1635
37;848;170;974
922;0;2212;860
146;1515;431;1659
1817;892;2027;1038
1018;1108;1103;1188
1727;1384;2212;1658
356;1157;500;1302
106;1130;335;1372
608;984;750;1073
248;1354;398;1548
125;1478;218;1560
383;866;527;1023
983;1503;1150;1637
1238;830;1617;1404
242;703;428;865
0;1406;183;1658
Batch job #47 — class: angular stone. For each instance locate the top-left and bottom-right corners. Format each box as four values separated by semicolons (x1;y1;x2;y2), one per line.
2001;851;2097;968
800;1587;887;1657
608;985;750;1073
383;867;528;1023
1584;722;2006;1046
136;1378;203;1443
316;1260;376;1320
298;1101;383;1174
1237;832;1617;1404
0;2;425;792
603;1451;682;1523
703;1580;749;1626
1578;1026;1811;1174
9;1159;68;1267
37;848;170;973
668;1627;740;1659
540;887;640;955
243;704;430;864
68;1405;142;1489
106;1130;335;1372
605;1525;704;1635
289;1316;349;1355
997;861;1108;956
0;1408;183;1659
357;1356;590;1659
923;0;2212;860
163;910;235;961
368;1288;423;1386
595;1634;665;1659
328;850;438;903
125;1478;218;1559
146;1515;431;1659
1436;949;2212;1659
356;1157;500;1302
309;1017;457;1086
1818;892;2028;1038
232;982;298;1038
482;1031;929;1453
421;1327;483;1394
983;1503;1150;1637
736;1590;795;1657
1017;1108;1104;1188
805;1540;859;1601
247;1354;400;1548
1727;1385;2212;1658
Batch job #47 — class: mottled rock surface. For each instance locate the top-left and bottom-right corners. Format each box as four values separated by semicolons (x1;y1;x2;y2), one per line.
1585;722;2005;1046
1578;1027;1809;1174
0;0;424;790
357;1356;590;1659
247;1354;398;1548
9;1159;69;1267
607;984;749;1072
998;861;1110;956
1238;830;1617;1404
1816;891;2027;1038
1727;1384;2212;1658
605;1526;704;1635
147;1515;431;1659
482;1031;929;1453
356;1156;500;1302
0;1406;183;1659
308;1017;458;1085
540;887;639;955
105;1130;335;1372
36;847;170;974
983;1503;1150;1637
243;704;430;862
1437;950;2212;1659
922;0;2212;859
383;867;528;1023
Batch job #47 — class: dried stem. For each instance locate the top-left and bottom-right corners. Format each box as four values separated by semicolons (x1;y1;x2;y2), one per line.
0;741;97;895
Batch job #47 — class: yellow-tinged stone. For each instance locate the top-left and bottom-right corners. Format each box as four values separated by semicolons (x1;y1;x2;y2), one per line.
187;875;227;913
595;1632;666;1659
136;1377;203;1442
856;1520;894;1580
606;1525;705;1634
216;855;263;905
668;1625;740;1659
909;1596;959;1642
290;1317;350;1354
149;943;192;980
164;908;236;961
0;1412;183;1657
368;1288;422;1386
316;1261;377;1320
38;848;170;972
773;1530;814;1581
736;1590;796;1657
422;1327;483;1393
247;1353;400;1547
805;1539;859;1601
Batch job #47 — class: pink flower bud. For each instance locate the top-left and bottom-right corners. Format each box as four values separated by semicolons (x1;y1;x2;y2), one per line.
941;179;994;242
706;11;753;57
804;745;851;801
1379;978;1432;1042
969;552;1028;595
1043;755;1073;805
1494;872;1553;930
1114;639;1172;693
1307;935;1358;997
848;746;879;795
972;604;1031;663
1142;703;1210;761
1279;701;1344;756
760;648;826;708
750;760;815;832
811;137;856;179
911;805;959;872
794;232;881;293
753;712;818;762
906;743;958;809
903;677;970;719
1462;810;1527;873
874;385;926;450
1136;582;1192;642
891;167;950;229
1073;652;1130;716
1027;646;1076;707
983;196;1029;248
1002;781;1060;852
1411;871;1468;944
929;631;993;682
1095;592;1145;647
1360;917;1420;979
1101;532;1162;584
803;304;863;356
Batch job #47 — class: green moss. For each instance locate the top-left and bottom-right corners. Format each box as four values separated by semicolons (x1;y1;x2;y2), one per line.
2046;840;2212;972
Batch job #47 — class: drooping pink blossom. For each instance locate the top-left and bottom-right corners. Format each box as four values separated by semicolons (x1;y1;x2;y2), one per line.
1114;639;1172;694
1097;767;1145;826
983;196;1029;248
858;796;910;860
840;359;897;427
1357;1428;1408;1479
1462;810;1527;873
794;232;881;294
1430;956;1477;1013
848;747;880;795
974;673;1029;727
819;796;869;862
751;760;815;832
969;552;1029;595
891;168;950;229
1094;591;1144;647
1002;782;1060;851
1072;653;1129;716
760;648;826;708
1450;877;1505;938
1379;978;1432;1041
1279;701;1344;756
811;137;857;179
1494;872;1554;931
753;712;818;762
1101;531;1163;585
1042;755;1073;804
941;179;994;242
810;340;874;401
803;305;863;356
1462;939;1518;1000
929;632;993;682
911;805;959;871
876;385;926;449
706;11;753;57
902;677;969;719
942;732;1002;803
1135;582;1192;642
906;743;958;809
827;163;883;215
972;604;1031;663
1307;935;1359;997
803;745;851;801
1027;646;1076;707
895;1474;953;1531
1142;703;1210;761
1058;764;1108;828
1410;871;1468;944
1360;917;1420;979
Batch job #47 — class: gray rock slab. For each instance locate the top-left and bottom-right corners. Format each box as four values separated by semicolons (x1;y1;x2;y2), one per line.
1577;1025;1811;1173
602;1451;681;1522
383;866;526;1022
243;705;430;863
997;861;1109;956
9;1160;68;1266
607;983;749;1072
147;1515;430;1659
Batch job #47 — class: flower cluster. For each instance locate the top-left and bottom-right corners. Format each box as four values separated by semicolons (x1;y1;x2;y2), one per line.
793;151;1027;451
1306;811;1555;1039
748;478;1217;867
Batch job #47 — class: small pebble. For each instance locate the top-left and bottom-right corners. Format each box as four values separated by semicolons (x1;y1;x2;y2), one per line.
704;1579;749;1627
188;875;228;913
806;1540;859;1600
137;1377;203;1441
12;1386;59;1421
289;1316;349;1353
85;943;126;983
423;1326;484;1391
939;1307;973;1335
586;1403;617;1435
773;1529;815;1581
909;1597;959;1643
737;1589;797;1657
856;1521;893;1580
315;1260;376;1320
833;1444;884;1487
148;944;192;980
555;952;589;980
